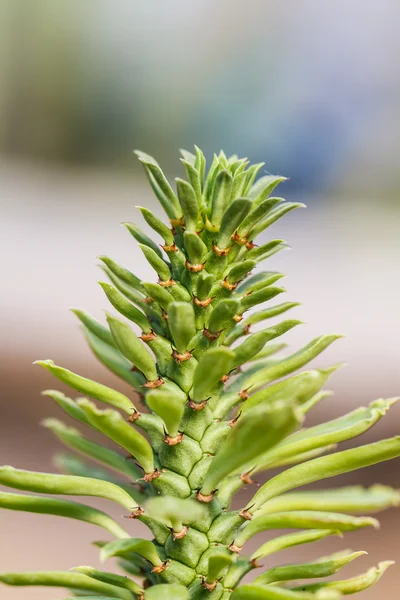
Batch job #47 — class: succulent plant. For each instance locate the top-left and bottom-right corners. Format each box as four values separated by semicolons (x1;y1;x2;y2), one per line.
1;148;399;600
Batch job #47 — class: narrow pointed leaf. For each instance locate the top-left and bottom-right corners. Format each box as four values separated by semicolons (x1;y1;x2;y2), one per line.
137;206;174;245
84;329;145;389
34;360;135;415
254;398;398;472
242;163;265;195
211;169;233;226
204;153;220;203
250;202;306;240
71;309;115;346
251;529;340;561
207;553;234;583
246;240;288;262
237;197;283;237
168;302;196;353
231;583;340;599
42;389;91;426
256;551;366;585
106;314;157;381
176;178;199;232
0;492;129;539
208;299;241;332
138;244;171;282
145;496;205;528
181;159;202;208
99;282;150;332
72;567;142;594
218;198;252;249
244;335;342;392
260;485;400;515
225;260;256;284
224;302;300;345
0;571;132;599
135;151;182;219
146;388;185;437
235;511;378;547
122;221;162;257
98;256;144;292
201;400;301;496
144;583;189;600
192;347;234;402
0;466;135;510
183;231;207;264
240;286;286;312
142;281;174;310
194;145;206;187
237;271;285;295
100;537;162;566
77;399;154;475
249;174;287;204
232;321;302;368
249;436;400;512
295;561;394;594
196;271;215;300
42;418;140;480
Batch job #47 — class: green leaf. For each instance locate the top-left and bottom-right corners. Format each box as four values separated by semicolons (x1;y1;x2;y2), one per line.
232;321;302;368
142;281;174;311
204;153;220;203
244;335;342;392
100;537;162;566
235;511;378;547
77;399;154;475
135;150;182;219
144;583;189;600
242;162;265;195
254;397;398;473
34;360;136;415
42;418;140;480
237;197;283;238
218;198;252;249
208;299;241;332
99;282;151;332
251;529;340;561
183;231;207;264
224;302;300;345
225;260;256;284
138;244;172;282
250;202;306;240
42;389;91;426
211;169;233;226
249;436;400;513
98;256;144;293
249;174;287;205
240;286;286;312
245;240;289;262
0;571;132;599
72;567;142;594
194;145;206;187
201;400;301;496
0;492;129;539
146;388;185;438
237;271;285;295
168;302;196;353
122;221;163;257
106;314;158;382
176;178;199;232
259;485;400;515
137;206;174;246
196;271;215;300
295;561;394;594
181;159;202;208
0;466;135;510
255;550;366;585
84;329;145;389
231;583;340;599
145;496;205;529
207;553;234;583
192;347;234;402
71;309;115;347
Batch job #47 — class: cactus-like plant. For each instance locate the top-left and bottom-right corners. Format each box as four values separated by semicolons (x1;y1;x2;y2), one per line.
1;148;399;600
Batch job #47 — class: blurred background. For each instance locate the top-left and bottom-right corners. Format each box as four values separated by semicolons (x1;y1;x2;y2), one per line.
1;0;399;598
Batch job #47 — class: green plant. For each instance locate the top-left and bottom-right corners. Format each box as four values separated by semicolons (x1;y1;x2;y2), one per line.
1;148;399;600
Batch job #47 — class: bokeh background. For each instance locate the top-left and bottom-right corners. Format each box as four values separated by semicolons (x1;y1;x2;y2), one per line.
1;1;399;598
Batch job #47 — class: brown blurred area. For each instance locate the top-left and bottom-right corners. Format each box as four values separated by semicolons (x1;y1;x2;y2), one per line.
1;1;400;598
